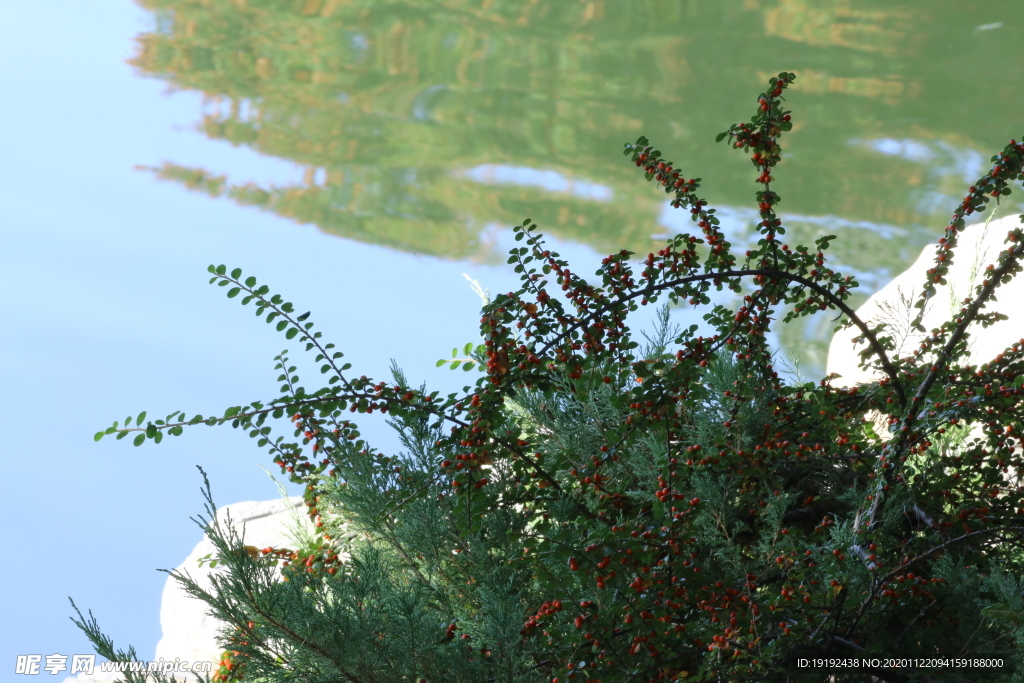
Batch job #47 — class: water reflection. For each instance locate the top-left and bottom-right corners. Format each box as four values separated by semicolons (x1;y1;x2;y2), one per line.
851;137;990;215
461;165;614;202
128;0;1024;378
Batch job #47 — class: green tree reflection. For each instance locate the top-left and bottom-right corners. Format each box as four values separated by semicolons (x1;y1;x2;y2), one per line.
129;0;1024;375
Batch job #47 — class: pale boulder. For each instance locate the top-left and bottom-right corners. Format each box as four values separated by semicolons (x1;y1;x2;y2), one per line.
153;497;318;677
62;497;343;683
826;213;1024;439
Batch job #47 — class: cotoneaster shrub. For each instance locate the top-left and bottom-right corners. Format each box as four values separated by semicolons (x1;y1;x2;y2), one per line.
76;72;1024;683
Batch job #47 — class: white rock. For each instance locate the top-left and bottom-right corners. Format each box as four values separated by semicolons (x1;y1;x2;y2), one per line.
152;496;318;678
62;496;347;683
826;213;1024;440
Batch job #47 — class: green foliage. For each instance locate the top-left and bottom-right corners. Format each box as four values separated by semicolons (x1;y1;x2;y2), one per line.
437;342;487;372
78;73;1024;682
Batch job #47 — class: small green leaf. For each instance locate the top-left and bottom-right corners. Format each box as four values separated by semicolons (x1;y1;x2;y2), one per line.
285;328;299;340
297;311;311;322
216;265;226;275
230;267;242;279
463;362;475;372
245;276;257;287
93;431;104;442
133;434;146;446
227;287;241;298
136;411;147;425
436;359;447;367
451;361;462;370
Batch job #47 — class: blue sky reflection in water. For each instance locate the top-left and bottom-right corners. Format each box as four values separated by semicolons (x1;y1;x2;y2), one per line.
1;0;1024;673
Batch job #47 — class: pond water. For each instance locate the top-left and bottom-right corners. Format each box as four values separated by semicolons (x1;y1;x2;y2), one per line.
132;0;1024;378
